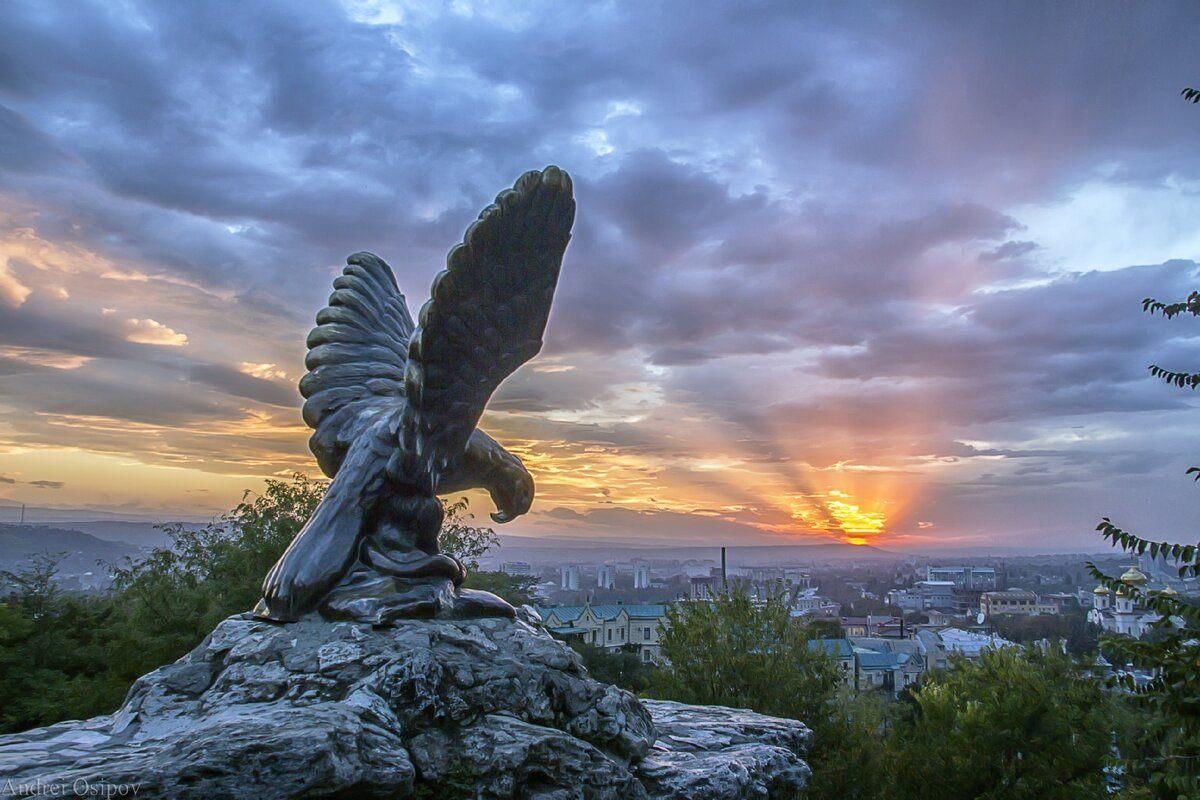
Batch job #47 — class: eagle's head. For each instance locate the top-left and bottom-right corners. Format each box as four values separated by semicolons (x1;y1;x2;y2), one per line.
488;456;534;524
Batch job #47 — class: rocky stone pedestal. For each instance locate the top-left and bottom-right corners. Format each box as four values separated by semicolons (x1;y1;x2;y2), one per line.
0;610;810;799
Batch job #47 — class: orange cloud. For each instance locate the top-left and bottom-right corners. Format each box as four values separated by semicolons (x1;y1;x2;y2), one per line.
123;318;189;346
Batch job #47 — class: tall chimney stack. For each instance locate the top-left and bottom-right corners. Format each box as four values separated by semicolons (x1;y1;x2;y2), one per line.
721;546;727;585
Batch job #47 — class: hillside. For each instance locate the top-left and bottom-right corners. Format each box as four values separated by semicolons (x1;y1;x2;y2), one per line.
47;520;177;549
0;524;145;575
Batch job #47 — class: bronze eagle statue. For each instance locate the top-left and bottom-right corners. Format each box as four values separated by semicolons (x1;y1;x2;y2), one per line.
254;166;574;624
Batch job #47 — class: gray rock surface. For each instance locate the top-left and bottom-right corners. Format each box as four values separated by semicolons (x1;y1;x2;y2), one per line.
639;700;813;799
0;612;809;799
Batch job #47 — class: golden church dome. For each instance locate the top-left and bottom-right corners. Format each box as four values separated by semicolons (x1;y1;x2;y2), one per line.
1119;566;1147;586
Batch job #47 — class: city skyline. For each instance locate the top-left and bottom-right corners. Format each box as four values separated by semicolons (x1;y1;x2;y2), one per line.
2;2;1200;551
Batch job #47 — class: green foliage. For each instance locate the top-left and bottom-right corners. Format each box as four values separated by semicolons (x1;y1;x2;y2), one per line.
889;647;1114;800
1143;291;1200;319
1093;519;1200;583
646;587;1128;799
650;586;840;733
1148;364;1200;390
989;610;1099;656
109;474;325;667
1087;525;1200;795
463;570;536;607
0;555;118;730
1143;292;1200;392
440;496;534;606
0;475;511;734
649;586;885;799
805;616;841;639
439;497;499;571
569;642;654;693
1088;263;1200;795
805;690;891;800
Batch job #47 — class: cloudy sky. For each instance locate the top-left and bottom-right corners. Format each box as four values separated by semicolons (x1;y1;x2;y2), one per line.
1;1;1199;552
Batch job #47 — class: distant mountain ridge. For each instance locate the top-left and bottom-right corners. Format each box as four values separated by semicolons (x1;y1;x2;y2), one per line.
47;520;178;549
0;503;209;525
0;524;145;574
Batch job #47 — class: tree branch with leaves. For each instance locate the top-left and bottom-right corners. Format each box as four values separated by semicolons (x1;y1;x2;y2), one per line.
1086;276;1200;795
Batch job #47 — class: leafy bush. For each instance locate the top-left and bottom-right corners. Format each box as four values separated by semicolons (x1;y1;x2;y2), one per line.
889;647;1114;800
569;642;654;693
0;475;517;732
650;586;840;726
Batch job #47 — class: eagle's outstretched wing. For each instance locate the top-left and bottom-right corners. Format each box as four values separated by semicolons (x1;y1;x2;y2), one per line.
399;166;575;491
259;254;414;621
257;167;572;621
299;252;415;477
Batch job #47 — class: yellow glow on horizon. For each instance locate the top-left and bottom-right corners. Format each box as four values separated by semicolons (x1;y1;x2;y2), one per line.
824;496;887;536
0;447;260;518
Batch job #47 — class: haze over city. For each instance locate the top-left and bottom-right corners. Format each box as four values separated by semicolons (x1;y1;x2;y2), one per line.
2;2;1199;552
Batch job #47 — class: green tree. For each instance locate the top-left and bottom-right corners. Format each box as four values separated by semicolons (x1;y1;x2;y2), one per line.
439;497;499;571
650;586;840;738
106;473;326;679
570;642;654;693
805;690;891;800
463;569;536;607
0;555;116;730
889;646;1115;800
806;616;841;639
0;551;64;620
990;610;1099;656
1084;282;1200;797
648;586;888;800
0;475;518;733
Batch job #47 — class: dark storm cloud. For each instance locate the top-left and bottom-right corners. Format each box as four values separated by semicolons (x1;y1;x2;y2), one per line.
0;300;137;361
0;105;66;173
0;300;296;427
186;364;298;408
0;366;226;427
816;261;1200;393
2;0;1199;545
553;151;1028;360
0;475;62;489
836;3;1200;192
2;0;1194;314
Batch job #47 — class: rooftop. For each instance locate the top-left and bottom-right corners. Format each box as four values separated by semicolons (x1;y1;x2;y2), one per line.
982;589;1037;600
538;605;586;622
807;638;854;658
857;651;914;670
535;602;669;623
928;566;996;573
936;628;1014;656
